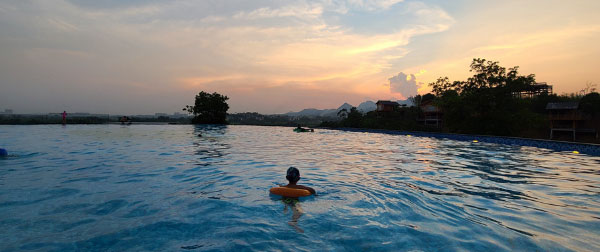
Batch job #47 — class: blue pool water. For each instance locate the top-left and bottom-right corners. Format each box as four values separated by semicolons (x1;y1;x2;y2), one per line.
0;125;599;251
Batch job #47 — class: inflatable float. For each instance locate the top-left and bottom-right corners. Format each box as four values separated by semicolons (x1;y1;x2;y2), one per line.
293;128;314;133
269;187;312;197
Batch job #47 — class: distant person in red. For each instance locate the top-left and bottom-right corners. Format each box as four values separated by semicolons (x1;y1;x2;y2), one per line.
62;111;67;124
120;116;132;125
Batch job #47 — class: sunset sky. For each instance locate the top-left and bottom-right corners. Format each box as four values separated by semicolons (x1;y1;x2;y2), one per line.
1;0;599;114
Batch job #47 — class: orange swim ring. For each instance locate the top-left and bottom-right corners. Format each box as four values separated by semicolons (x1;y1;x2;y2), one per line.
269;187;312;197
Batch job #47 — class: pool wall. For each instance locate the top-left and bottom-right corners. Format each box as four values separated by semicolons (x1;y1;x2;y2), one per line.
333;127;600;156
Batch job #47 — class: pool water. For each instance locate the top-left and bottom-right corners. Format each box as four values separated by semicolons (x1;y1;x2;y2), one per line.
0;125;599;251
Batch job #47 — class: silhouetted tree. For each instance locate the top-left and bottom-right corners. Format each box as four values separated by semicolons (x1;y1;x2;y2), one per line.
183;91;229;124
580;92;600;116
431;59;536;96
429;58;538;135
410;93;435;107
409;95;421;107
580;82;597;95
337;108;348;119
342;107;363;127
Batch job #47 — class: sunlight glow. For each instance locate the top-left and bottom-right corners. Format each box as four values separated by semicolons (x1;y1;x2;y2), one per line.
0;1;598;113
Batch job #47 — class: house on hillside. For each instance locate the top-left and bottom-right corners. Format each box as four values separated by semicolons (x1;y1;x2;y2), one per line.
546;102;598;141
418;100;443;128
376;100;399;112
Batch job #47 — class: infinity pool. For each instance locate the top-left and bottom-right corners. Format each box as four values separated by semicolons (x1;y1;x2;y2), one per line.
1;125;599;251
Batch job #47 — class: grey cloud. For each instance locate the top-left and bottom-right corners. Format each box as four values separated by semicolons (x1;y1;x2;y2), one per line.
0;0;448;114
65;0;162;9
388;72;421;98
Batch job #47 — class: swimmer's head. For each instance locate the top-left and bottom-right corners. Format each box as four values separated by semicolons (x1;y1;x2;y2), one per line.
286;167;300;183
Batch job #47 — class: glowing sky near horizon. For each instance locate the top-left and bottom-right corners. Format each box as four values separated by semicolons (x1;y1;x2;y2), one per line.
1;0;599;114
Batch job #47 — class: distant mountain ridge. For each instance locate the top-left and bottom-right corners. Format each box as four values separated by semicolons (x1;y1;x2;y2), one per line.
357;101;376;113
285;102;353;118
284;99;413;117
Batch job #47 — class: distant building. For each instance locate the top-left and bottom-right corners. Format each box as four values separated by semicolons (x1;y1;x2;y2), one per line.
48;112;91;117
513;82;553;98
155;113;168;117
0;109;13;115
130;114;153;118
546;102;598;140
418;100;442;128
171;112;189;118
376;100;399;112
70;112;91;117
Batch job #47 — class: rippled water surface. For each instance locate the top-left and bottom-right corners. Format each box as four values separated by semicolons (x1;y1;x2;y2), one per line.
1;125;599;251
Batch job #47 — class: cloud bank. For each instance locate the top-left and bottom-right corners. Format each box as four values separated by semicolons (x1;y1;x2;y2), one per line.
388;72;421;99
3;1;597;113
0;0;454;114
0;0;455;113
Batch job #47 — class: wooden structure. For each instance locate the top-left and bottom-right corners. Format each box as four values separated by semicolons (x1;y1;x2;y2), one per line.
418;100;443;128
546;102;597;141
376;100;399;112
513;82;553;98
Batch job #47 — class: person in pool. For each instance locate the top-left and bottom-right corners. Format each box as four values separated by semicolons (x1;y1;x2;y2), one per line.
281;167;315;233
282;167;316;195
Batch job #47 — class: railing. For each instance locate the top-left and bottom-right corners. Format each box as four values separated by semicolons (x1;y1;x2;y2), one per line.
549;113;587;121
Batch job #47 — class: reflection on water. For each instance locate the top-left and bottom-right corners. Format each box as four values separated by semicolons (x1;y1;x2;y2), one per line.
0;125;599;251
191;125;231;161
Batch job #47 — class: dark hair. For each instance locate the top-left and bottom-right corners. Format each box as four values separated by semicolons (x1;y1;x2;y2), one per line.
286;167;300;183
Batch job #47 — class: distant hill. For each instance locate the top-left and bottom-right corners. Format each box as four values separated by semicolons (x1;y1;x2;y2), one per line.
285;108;328;117
397;98;414;107
284;99;414;117
357;101;376;113
285;108;335;117
285;102;353;118
336;103;353;113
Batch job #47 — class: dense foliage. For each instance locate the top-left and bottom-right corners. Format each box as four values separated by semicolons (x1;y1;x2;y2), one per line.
321;106;435;132
580;92;600;116
0;115;109;124
429;59;540;135
0;115;192;125
184;91;230;124
324;58;599;142
227;112;335;127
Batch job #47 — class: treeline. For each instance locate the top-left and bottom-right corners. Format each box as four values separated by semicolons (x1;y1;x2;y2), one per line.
320;106;440;132
326;58;600;142
0;115;191;125
126;116;190;124
0;115;109;124
227;112;336;127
